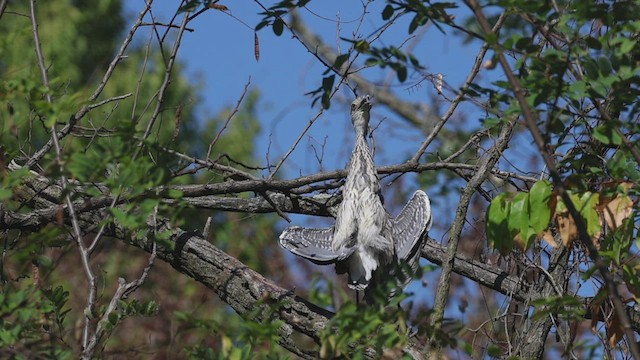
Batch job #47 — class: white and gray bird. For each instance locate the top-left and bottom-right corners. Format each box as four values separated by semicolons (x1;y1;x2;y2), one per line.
279;95;432;297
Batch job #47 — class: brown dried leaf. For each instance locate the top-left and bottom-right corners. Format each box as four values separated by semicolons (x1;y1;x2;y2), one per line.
173;104;183;141
254;32;260;62
601;194;633;230
208;4;229;11
513;232;525;251
589;289;607;333
56;205;64;226
590;303;601;333
606;315;624;347
541;230;557;248
555;212;577;248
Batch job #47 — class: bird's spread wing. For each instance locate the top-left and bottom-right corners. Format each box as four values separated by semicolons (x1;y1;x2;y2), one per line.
279;226;354;264
391;190;432;260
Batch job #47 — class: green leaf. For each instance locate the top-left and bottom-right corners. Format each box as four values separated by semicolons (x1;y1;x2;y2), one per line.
486;193;513;255
582;58;599;79
108;312;119;325
509;192;529;237
322;75;335;92
597;56;613;76
178;0;200;13
144;301;158;315
520;226;538;249
364;57;381;67
166;189;183;199
579;192;600;238
110;207;139;229
584;36;602;50
593;124;622;145
354;39;369;53
528;180;552;233
333;54;349;69
408;14;426;34
0;188;12;201
272;18;284;36
487;344;502;357
255;20;269;31
569;80;588;98
618;37;635;54
321;92;331;109
382;5;394;20
396;65;407;82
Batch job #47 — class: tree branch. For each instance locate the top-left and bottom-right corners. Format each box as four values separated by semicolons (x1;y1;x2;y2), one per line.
430;116;516;343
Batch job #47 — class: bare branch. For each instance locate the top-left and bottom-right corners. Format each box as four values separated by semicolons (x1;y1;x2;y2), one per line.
410;13;508;163
206;78;252;159
136;9;190;150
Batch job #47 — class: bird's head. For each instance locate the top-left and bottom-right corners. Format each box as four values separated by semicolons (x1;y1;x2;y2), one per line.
350;95;372;135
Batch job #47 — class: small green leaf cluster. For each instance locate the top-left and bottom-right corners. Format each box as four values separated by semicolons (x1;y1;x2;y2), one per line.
178;0;221;13
363;45;424;83
486;180;552;254
530;295;586;322
178;298;288;360
98;299;159;335
487;179;636;259
255;0;311;35
319;295;410;359
0;285;72;358
381;2;458;34
305;74;335;110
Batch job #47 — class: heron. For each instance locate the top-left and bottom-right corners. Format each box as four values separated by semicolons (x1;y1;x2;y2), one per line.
279;95;432;300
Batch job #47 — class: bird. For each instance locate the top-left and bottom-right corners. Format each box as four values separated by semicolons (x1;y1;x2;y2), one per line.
279;95;432;299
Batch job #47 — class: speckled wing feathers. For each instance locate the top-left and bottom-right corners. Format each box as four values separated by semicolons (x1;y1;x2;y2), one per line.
279;226;354;264
391;190;432;260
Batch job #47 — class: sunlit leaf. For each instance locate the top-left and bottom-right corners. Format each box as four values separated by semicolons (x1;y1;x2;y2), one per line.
486;193;513;255
529;180;552;233
593;124;622;145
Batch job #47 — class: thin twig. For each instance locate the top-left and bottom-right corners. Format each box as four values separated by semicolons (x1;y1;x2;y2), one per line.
28;1;97;356
207;78;252;159
267;108;325;180
87;93;133;110
136;10;190;154
410;12;508;164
